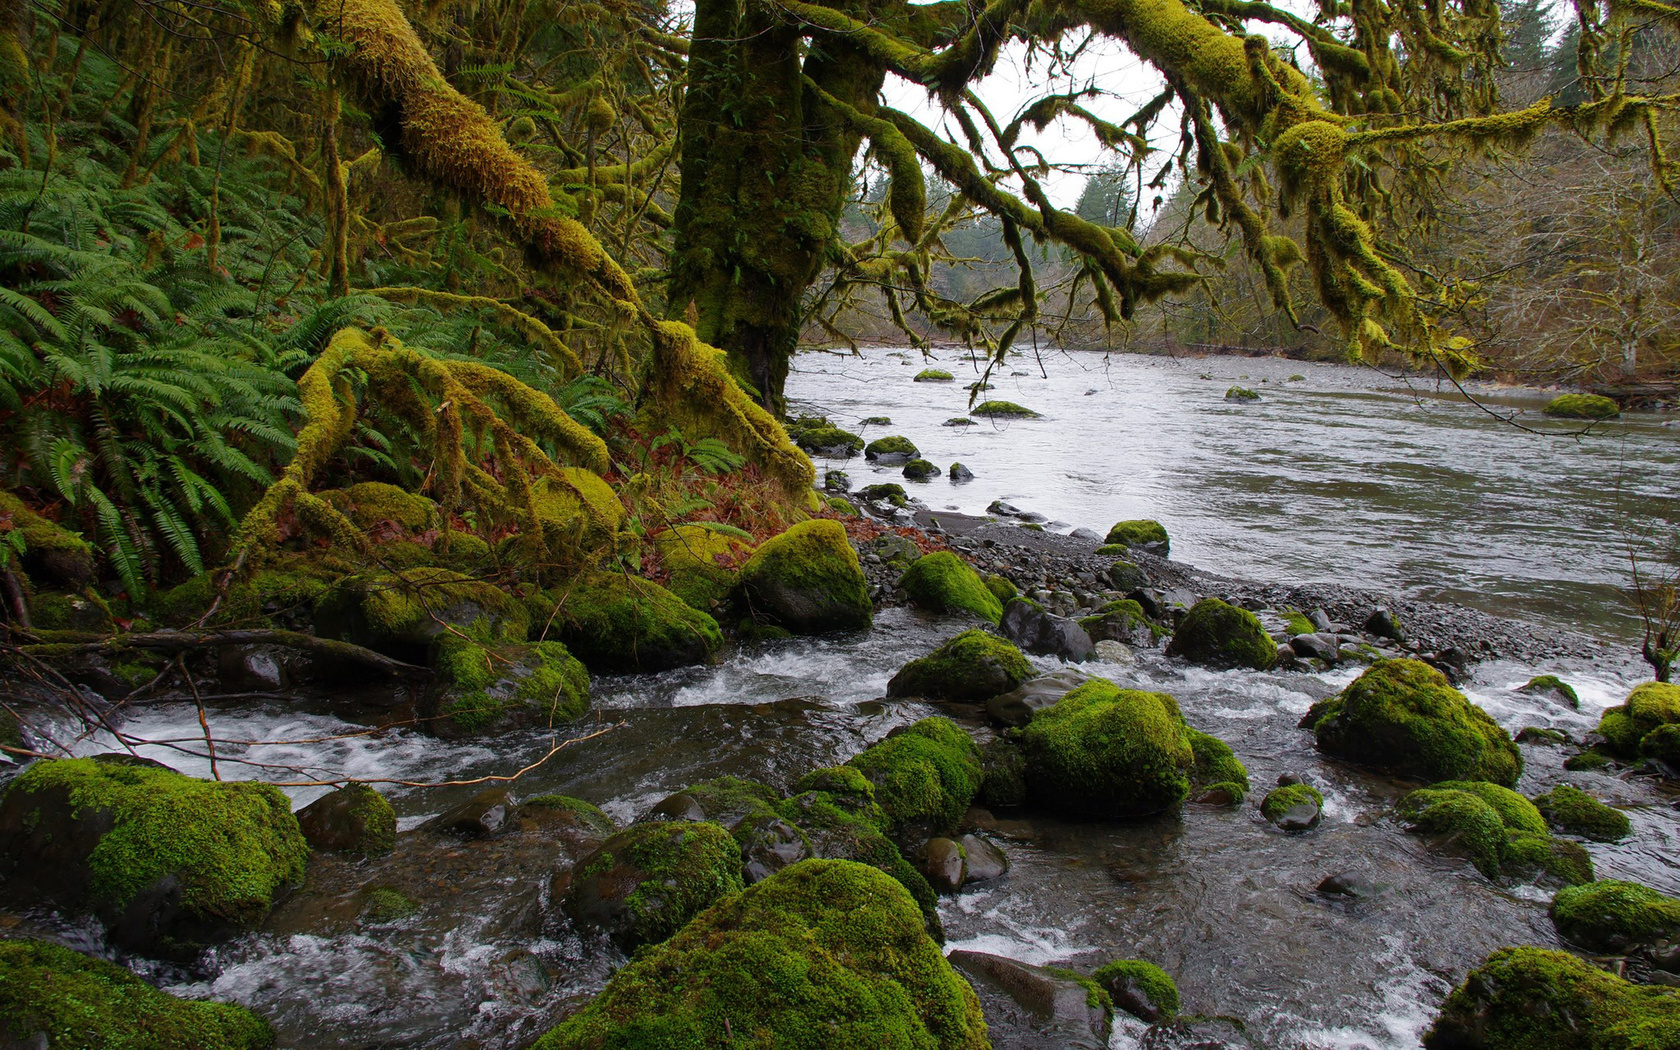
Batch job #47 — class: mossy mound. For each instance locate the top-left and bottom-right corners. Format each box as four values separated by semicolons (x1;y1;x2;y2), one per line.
886;629;1034;702
1103;519;1169;553
1424;946;1680;1050
1543;393;1621;420
553;574;723;672
737;519;871;634
899;551;1004;623
426;636;590;735
315;567;528;662
1553;880;1680;957
0;938;274;1049
1533;784;1630;841
1519;674;1579;708
1166;598;1279;671
1080;598;1167;648
970;400;1039;417
902;459;941;480
1225;386;1261;401
865;435;920;460
1398;781;1589;885
27;589;116;634
1188;728;1250;802
561;820;745;949
295;784;396;854
858;482;910;507
1596;681;1680;759
533;859;987;1050
520;468;627;564
848;718;983;839
1092;959;1180;1021
795;426;865;457
1261;783;1323;830
1017;680;1195;818
0;756;308;958
361;886;420;924
914;368;955;382
0;491;95;588
654;523;754;611
321;482;438;532
1306;658;1521;786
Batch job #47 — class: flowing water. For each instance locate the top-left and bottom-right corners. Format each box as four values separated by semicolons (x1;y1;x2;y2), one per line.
14;350;1680;1049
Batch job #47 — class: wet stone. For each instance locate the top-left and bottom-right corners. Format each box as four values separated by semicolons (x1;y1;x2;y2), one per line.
922;837;967;893
738;815;811;884
950;950;1111;1049
1142;1016;1256;1049
959;834;1009;883
425;788;513;838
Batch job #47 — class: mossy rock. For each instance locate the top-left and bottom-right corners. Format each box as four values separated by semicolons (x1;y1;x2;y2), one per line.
795;425;865;457
899;551;1004;623
1543;393;1621;420
865;435;920;461
860;416;892;426
315;567;528;663
859;482;911;507
1261;783;1323;830
28;589;116;634
361;886;420;924
1552;880;1680;956
1306;658;1521;786
520;795;618;839
1225;386;1261;401
655;523;754;611
1596;681;1680;759
0;938;274;1049
151;561;333;628
424;636;590;735
533;859;987;1050
970;400;1039;417
902;459;941;481
737;519;871;634
1103;519;1169;553
1017;680;1194;818
1397;781;1588;885
553;574;723;672
944;417;976;427
295;784;396;854
524;467;627;565
1081;598;1166;648
1167;598;1279;670
1519;674;1579;709
1188;728;1249;802
1533;784;1630;842
1092;958;1180;1021
886;629;1034;702
1424;946;1680;1050
848;717;983;839
984;574;1018;604
321;481;438;532
561;820;745;949
0;491;95;588
914;368;955;382
0;756;308;959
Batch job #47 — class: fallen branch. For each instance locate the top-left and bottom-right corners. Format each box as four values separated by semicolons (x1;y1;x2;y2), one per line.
12;629;432;679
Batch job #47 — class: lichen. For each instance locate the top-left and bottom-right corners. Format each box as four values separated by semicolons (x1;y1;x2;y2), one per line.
847;717;983;838
886;629;1033;702
1017;680;1194;818
899;551;1004;623
1167;598;1278;670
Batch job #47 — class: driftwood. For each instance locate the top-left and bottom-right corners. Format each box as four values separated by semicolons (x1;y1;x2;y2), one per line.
14;629;432;679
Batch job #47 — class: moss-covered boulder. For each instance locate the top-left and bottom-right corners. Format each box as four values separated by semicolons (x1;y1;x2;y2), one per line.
1188;728;1250;803
1397;781;1589;885
1225;386;1260;401
899;551;1004;623
736;519;871;633
321;481;438;533
1553;879;1680;965
795;425;865;457
1104;519;1169;553
971;400;1039;417
553;573;723;672
887;629;1034;702
865;435;920;462
1093;959;1180;1021
1519;674;1579;709
1017;680;1195;818
0;756;308;959
0;491;95;588
848;718;983;839
1079;598;1166;648
0;938;274;1049
1261;783;1324;831
1166;598;1279;670
1533;784;1630;841
314;567;528;662
1543;393;1621;420
903;458;941;480
1424;946;1680;1050
915;368;955;382
295;784;396;854
519;795;618;840
654;523;754;611
560;820;745;949
424;637;591;735
1305;659;1521;786
533;859;987;1050
1596;681;1680;760
528;467;627;560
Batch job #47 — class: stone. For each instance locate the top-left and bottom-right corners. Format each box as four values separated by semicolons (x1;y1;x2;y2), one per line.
921;837;966;892
296;784;396;854
427;787;514;838
561;821;745;949
949;462;974;482
1001;599;1095;661
738;519;872;634
959;834;1009;883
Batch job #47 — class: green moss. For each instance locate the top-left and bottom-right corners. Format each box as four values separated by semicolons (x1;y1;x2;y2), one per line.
914;369;955;382
322;482;437;532
847;717;982;838
28;590;115;634
1167;598;1278;671
970;400;1039;417
886;629;1033;702
859;483;910;507
902;459;940;480
1642;724;1680;767
0;491;95;587
1042;966;1114;1013
310;783;396;854
1092;959;1180;1019
737;520;871;633
1543;393;1620;420
775;778;938;928
1261;783;1323;823
554;574;723;672
1018;680;1194;818
1597;681;1680;758
1309;658;1521;786
520;795;617;837
1080;598;1168;644
1429;780;1548;835
984;575;1018;603
1521;674;1580;707
795;426;864;456
1564;748;1616;772
1187;728;1249;801
1093;544;1127;556
1553;880;1680;953
1426;946;1680;1050
0;757;307;930
655;523;753;611
1103;519;1170;552
316;567;528;656
431;637;590;733
1533;785;1630;841
1399;781;1590;885
532;860;988;1050
0;939;274;1049
361;886;419;924
1501;833;1594;886
1397;787;1509;879
1225;386;1261;401
865;435;920;459
899;552;1003;623
570;821;746;947
674;777;785;833
1516;726;1569;746
1283;609;1316;636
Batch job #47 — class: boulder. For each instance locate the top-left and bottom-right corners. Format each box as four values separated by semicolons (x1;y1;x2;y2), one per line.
899;551;1004;623
1103;519;1169;554
517;795;617;841
1002;598;1095;661
1017;680;1196;818
1397;781;1590;885
1518;674;1579;709
795;425;864;457
1543;393;1620;419
921;837;966;892
0;755;308;959
553;573;724;671
950;462;975;482
1596;681;1680;759
903;458;942;480
1166;598;1279;670
959;834;1009;883
887;629;1034;702
1106;560;1150;592
979;737;1028;809
949;951;1110;1047
738;519;872;633
1304;658;1521;786
1225;386;1260;401
424;637;590;736
1093;959;1179;1021
848;717;983;839
1261;783;1323;831
824;469;851;492
0;491;96;588
1532;784;1630;841
914;368;955;382
1079;598;1164;648
1551;880;1680;962
426;787;515;838
654;523;754;610
971;400;1040;417
1188;728;1250;804
534;860;987;1050
296;783;396;854
561;820;745;949
315;567;528;663
864;435;920;463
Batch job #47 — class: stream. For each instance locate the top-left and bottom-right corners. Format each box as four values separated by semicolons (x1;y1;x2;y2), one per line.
15;349;1680;1049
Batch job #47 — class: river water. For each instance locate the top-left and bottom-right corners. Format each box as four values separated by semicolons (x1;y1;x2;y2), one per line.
19;350;1680;1050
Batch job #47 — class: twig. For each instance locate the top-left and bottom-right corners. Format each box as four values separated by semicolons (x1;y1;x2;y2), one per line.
12;629;432;679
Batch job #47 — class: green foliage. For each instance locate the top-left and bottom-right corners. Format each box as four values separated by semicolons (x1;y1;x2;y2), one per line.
847;717;983;838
